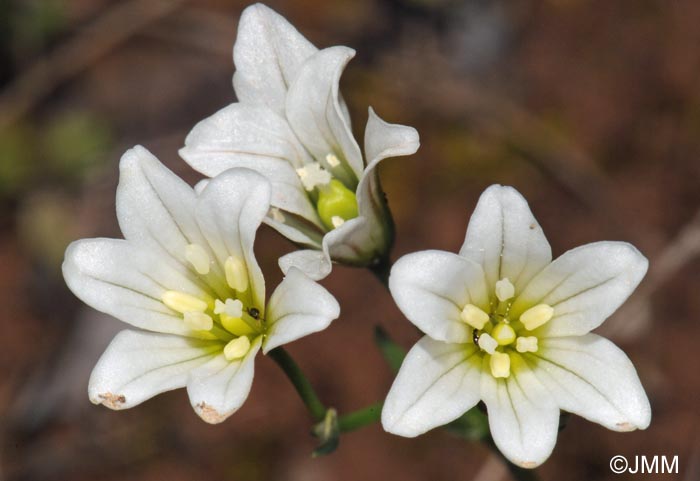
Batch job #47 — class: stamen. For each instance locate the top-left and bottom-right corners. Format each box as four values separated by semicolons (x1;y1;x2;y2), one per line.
224;336;251;361
325;153;341;167
460;304;490;330
224;256;248;292
490;352;511;378
520;304;554;331
495;278;515;302
491;322;516;346
477;332;498;354
270;207;286;223
296;163;332;191
214;298;243;318
162;291;208;314
185;244;210;275
516;336;538;353
184;311;213;331
331;216;345;228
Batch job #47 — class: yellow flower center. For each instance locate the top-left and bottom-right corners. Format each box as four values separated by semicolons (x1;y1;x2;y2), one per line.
161;244;264;361
460;277;554;379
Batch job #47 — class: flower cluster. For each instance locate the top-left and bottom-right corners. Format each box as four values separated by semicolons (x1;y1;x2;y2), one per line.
62;2;652;470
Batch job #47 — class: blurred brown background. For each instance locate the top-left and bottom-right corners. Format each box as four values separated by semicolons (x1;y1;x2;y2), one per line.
1;0;699;480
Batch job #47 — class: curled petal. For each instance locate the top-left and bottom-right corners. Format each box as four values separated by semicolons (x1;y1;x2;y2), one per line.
286;46;363;185
532;334;651;431
89;330;221;409
511;241;648;336
389;250;490;343
263;267;340;353
186;337;262;424
382;336;481;437
460;185;552;293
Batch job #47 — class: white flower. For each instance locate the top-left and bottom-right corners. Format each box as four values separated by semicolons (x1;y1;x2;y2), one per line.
179;4;419;280
381;185;651;468
62;146;340;424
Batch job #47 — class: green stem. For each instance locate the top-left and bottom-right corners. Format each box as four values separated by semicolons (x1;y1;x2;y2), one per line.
337;402;383;432
268;347;326;421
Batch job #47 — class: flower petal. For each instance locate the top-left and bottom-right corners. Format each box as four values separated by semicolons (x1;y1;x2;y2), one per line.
389;250;490;343
263;267;340;353
195;168;272;310
88;330;221;409
381;336;481;437
459;185;552;293
278;248;332;281
285;46;363;185
481;353;560;468
63;238;211;336
511;241;648;336
531;334;651;431
232;4;317;114
186;336;262;424
116;146;206;264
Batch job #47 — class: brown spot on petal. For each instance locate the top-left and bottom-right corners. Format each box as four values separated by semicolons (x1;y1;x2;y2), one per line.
529;223;536;230
98;392;126;409
518;461;539;469
195;402;231;424
616;421;634;431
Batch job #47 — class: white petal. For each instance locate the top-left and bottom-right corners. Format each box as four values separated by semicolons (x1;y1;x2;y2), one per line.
278;248;332;281
353;108;420;257
232;4;317;114
459;185;552;292
532;334;651;431
195;169;272;310
116;146;204;263
381;336;481;437
389;250;490;343
481;354;560;468
88;330;221;409
186;336;262;424
263;267;340;353
286;46;363;184
63;238;211;336
511;241;648;336
263;215;323;249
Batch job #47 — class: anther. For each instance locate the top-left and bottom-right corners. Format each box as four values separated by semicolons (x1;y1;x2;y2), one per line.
224;336;251;361
325;153;341;167
477;332;498;354
224;256;248;292
162;291;208;314
185;244;211;275
490;352;511;378
495;278;515;302
516;336;539;353
270;207;286;223
520;304;554;331
331;216;345;228
460;304;490;330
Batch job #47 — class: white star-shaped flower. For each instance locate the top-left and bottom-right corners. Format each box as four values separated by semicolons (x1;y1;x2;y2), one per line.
178;3;419;280
381;185;651;468
63;146;340;423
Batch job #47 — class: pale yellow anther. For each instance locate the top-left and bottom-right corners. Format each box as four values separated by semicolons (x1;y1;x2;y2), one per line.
270;207;286;223
516;336;539;353
477;332;498;354
296;163;331;191
491;322;516;346
224;256;248;292
331;216;345;228
185;244;210;275
224;336;251;361
325;153;341;168
460;304;490;330
490;351;511;378
214;298;243;318
162;291;208;314
520;304;554;331
495;278;515;302
184;311;213;331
